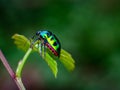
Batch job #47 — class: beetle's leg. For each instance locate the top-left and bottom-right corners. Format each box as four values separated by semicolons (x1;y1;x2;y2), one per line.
41;41;47;58
30;38;39;48
43;43;46;58
43;39;48;58
34;39;42;57
37;42;42;57
39;43;42;56
41;39;45;57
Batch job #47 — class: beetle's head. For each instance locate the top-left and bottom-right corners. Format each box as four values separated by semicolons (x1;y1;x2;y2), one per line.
36;31;41;36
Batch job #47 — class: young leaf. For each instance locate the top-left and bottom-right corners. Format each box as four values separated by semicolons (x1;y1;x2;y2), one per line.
12;34;30;52
59;49;75;71
44;53;58;78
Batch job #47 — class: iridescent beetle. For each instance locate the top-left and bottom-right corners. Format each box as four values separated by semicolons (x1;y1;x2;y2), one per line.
32;30;61;57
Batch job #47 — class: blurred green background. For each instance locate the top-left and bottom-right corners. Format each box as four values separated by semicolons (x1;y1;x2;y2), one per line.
0;0;120;90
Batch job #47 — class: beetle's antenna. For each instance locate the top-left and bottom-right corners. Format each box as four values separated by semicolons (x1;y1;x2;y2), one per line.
30;34;38;48
32;35;35;39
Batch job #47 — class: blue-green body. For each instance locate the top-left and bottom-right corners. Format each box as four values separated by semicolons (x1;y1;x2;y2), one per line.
35;30;61;57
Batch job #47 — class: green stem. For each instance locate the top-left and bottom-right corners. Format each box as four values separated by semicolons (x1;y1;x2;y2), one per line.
16;48;32;77
16;77;26;90
15;48;32;90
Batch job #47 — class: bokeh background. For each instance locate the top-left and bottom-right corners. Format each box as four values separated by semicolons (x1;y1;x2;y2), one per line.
0;0;120;90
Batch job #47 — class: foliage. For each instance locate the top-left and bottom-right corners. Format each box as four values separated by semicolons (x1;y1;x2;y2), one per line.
12;34;75;78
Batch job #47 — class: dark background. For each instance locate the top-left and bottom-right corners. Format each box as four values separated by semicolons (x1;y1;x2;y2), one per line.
0;0;120;90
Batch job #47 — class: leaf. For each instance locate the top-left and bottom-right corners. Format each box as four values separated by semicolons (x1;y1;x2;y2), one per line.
59;49;75;71
12;34;30;52
44;53;58;78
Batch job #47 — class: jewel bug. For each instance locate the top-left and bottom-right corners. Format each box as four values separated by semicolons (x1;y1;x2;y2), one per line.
32;30;61;57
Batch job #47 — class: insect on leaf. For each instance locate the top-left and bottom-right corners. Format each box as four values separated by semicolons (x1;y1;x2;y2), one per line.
12;33;75;77
12;34;58;78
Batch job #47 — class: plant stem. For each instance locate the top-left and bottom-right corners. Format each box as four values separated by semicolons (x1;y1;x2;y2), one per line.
15;48;32;90
16;48;32;78
0;50;15;79
16;77;26;90
0;50;25;90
